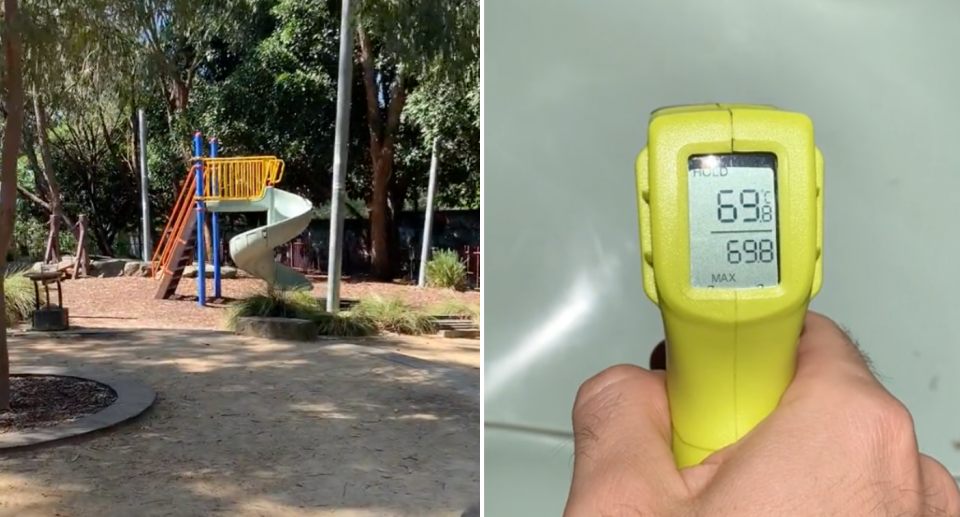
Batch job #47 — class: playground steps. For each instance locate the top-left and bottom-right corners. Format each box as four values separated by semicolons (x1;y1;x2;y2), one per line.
154;215;198;300
430;317;480;339
431;317;480;332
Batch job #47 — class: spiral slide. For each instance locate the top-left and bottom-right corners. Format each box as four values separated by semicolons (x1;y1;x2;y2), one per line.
204;187;313;290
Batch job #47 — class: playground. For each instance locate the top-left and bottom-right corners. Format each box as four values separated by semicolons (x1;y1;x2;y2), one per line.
0;0;480;513
0;143;480;516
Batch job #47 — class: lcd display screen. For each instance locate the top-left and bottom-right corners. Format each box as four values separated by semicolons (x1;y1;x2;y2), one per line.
687;153;779;289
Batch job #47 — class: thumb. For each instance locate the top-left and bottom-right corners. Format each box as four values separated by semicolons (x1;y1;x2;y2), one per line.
568;365;679;493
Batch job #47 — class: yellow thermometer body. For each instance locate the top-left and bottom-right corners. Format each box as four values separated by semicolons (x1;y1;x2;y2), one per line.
635;104;824;468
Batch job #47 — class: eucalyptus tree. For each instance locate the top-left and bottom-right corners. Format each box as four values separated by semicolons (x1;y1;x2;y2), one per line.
352;0;480;279
0;0;24;409
12;0;139;256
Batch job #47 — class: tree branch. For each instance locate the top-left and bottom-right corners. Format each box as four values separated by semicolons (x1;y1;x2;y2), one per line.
357;26;384;156
16;185;49;210
381;76;407;158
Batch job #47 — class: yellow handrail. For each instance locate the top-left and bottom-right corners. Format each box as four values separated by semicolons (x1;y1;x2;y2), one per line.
152;156;286;279
198;157;285;201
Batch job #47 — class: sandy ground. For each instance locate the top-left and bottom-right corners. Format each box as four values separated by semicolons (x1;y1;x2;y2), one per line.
357;336;481;371
55;276;479;332
0;330;480;517
46;276;481;369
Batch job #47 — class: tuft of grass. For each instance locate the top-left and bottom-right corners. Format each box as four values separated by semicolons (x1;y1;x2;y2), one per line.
314;311;376;337
427;299;480;322
4;265;35;328
425;249;468;290
352;296;437;335
224;287;374;337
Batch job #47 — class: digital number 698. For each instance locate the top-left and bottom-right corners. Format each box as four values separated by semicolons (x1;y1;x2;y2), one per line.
726;239;775;264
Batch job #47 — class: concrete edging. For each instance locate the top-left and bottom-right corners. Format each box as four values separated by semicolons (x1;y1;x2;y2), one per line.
0;366;156;451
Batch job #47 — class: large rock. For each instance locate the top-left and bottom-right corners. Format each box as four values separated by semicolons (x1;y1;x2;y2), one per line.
88;258;127;277
182;263;238;279
122;260;153;277
88;258;153;278
234;317;318;342
29;256;77;274
29;257;152;278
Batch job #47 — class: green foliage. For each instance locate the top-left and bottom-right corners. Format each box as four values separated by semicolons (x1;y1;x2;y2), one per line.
426;299;479;322
191;0;344;205
4;266;36;328
354;0;480;81
224;287;374;336
351;296;436;335
404;63;480;209
425;249;468;290
11;217;77;261
10;0;480;270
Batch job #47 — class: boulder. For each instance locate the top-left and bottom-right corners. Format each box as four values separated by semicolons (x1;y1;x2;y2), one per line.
182;263;238;279
234;317;318;342
122;260;153;277
84;258;154;278
89;258;126;277
29;257;151;278
57;257;77;272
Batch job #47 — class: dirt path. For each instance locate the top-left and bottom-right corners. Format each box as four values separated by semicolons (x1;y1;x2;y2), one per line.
0;330;479;517
357;336;481;370
43;276;482;372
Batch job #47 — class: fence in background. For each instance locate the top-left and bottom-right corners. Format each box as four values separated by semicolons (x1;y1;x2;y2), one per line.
273;238;481;288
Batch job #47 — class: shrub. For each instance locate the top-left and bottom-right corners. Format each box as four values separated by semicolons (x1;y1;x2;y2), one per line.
4;265;36;327
352;296;436;335
427;299;480;323
425;249;468;290
225;287;374;337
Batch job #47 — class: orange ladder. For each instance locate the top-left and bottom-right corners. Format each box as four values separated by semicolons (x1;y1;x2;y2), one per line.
151;169;199;299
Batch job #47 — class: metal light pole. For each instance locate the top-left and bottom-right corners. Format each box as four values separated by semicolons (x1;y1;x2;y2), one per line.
138;109;151;262
418;137;441;287
325;0;355;313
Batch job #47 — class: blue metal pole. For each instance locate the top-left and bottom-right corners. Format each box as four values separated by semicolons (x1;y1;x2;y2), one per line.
193;132;206;307
210;138;221;299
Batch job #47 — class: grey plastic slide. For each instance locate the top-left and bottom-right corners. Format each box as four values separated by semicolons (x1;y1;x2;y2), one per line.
205;187;313;289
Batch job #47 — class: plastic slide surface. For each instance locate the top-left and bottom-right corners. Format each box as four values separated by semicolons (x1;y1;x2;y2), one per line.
205;187;313;290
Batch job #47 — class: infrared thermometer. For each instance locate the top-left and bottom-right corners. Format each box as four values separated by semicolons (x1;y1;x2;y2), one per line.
634;104;824;468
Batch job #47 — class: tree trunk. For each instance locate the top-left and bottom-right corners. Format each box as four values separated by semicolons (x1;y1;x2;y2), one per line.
388;174;411;274
357;28;407;281
0;0;25;410
21;129;76;232
87;217;115;257
203;217;214;263
369;159;392;279
31;88;71;254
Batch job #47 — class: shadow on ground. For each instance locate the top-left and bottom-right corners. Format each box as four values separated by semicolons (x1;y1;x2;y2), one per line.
0;329;479;517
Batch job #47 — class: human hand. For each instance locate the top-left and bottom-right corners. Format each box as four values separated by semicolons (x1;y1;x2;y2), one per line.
563;312;960;517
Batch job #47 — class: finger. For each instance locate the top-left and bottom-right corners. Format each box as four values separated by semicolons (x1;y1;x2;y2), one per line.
569;364;678;488
787;312;884;396
919;454;960;517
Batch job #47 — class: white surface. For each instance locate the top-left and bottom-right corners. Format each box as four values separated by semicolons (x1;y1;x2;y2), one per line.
485;0;960;509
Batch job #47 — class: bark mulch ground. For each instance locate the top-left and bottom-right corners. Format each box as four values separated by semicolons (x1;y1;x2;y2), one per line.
0;375;117;434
